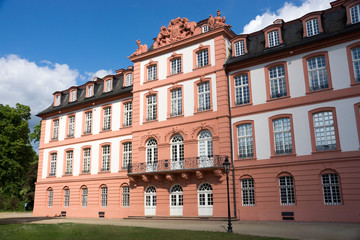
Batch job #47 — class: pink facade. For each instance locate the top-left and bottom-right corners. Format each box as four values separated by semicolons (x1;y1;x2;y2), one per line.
34;0;360;222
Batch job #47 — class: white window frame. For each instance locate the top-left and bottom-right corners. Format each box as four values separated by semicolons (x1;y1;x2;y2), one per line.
202;25;209;33
67;115;75;137
313;111;337;151
84;111;92;134
50;153;57;176
103;106;111;131
234;74;250;105
273;118;292;155
123;101;132;127
198;82;210;111
147;65;157;81
322;173;342;205
196;49;209;68
122;186;130;207
70;90;76;102
171;58;181;75
122;142;132;170
101;186;108;207
101;145;110;172
306;18;320;37
237;124;254;158
146;139;158;172
171;88;182;117
105;79;112;92
351;46;360;83
234;40;245;56
350;4;360;24
52;119;59;140
171;135;184;170
279;176;295;205
55;95;61;106
64;188;70;207
269;65;287;99
88;85;94;97
147;95;157;121
65;150;73;175
83;148;91;173
241;178;255;206
82;188;88;207
125;73;132;86
307;56;329;91
268;30;280;47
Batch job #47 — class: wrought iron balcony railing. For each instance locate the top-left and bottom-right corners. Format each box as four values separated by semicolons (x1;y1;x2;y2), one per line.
127;155;227;174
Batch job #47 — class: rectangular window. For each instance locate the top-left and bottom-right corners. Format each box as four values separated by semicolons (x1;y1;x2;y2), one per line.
70;90;76;102
234;40;245;56
83;148;91;173
103;107;111;131
313;111;337;151
306;18;319;36
105;80;112;92
198;82;210;111
67;115;75;137
55;95;61;106
351;47;360;82
101;145;110;172
279;176;295;205
273;118;292;154
65;150;73;175
88;85;94;97
84;111;92;134
322;173;341;205
48;190;53;207
197;50;209;68
101;187;108;207
234;74;250;105
202;25;209;33
123;102;132;127
147;95;157;121
122;142;132;170
350;4;360;24
122;186;130;207
237;124;254;158
52;119;59;140
241;179;255;206
171;58;181;75
269;65;287;99
307;56;329;91
125;73;132;86
50;153;57;176
268;30;280;47
82;188;88;207
171;88;182;116
147;65;157;81
64;189;70;207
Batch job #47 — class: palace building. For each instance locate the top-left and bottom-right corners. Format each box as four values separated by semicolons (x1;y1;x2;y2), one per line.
33;0;360;222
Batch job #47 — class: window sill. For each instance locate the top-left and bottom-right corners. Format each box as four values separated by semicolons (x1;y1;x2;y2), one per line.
49;139;59;143
63;173;73;177
144;79;159;84
193;64;210;71
144;119;158;123
266;95;290;102
82;132;92;137
236;157;257;161
167;72;183;78
65;136;75;140
306;87;333;95
47;175;56;178
100;129;112;133
80;172;91;175
232;102;252;109
311;148;341;154
98;171;110;174
350;81;360;86
194;109;213;114
167;114;184;119
270;153;296;158
122;124;132;128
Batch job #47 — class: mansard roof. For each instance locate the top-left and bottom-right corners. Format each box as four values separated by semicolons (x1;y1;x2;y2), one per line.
225;3;360;69
37;72;132;117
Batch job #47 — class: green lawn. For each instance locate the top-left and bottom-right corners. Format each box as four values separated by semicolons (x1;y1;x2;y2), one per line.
0;223;290;240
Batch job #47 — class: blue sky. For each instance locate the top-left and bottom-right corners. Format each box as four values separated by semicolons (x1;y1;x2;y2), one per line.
0;0;333;133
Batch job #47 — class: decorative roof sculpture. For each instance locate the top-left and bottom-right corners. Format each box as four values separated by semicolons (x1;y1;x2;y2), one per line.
208;10;229;29
130;39;148;57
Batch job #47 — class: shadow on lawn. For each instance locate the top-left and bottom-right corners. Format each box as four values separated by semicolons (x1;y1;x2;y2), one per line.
0;217;55;225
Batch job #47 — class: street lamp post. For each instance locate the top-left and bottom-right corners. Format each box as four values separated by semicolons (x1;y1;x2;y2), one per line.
223;157;233;233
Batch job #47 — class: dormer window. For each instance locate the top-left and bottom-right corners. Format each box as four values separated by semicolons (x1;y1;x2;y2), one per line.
268;30;280;47
105;79;112;92
301;12;323;37
350;4;360;24
70;90;76;102
87;84;94;97
54;94;61;106
202;25;209;33
234;40;245;56
125;73;132;86
306;19;319;36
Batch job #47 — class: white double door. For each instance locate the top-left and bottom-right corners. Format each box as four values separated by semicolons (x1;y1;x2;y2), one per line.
170;190;183;216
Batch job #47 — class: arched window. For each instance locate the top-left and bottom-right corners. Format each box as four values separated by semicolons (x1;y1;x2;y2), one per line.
81;186;88;207
63;187;70;207
321;173;342;205
146;139;158;172
47;188;53;207
241;178;255;206
170;184;183;216
100;185;108;207
278;175;295;205
171;135;184;170
198;130;213;167
145;186;156;216
198;183;213;216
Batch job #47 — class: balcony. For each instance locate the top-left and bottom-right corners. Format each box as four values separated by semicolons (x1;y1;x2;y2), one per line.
127;155;227;175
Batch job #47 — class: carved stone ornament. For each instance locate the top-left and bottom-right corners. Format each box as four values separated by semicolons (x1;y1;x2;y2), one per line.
142;175;149;182
181;172;189;181
166;174;175;182
207;10;229;30
154;174;162;181
153;17;201;49
130;39;148;57
195;171;204;179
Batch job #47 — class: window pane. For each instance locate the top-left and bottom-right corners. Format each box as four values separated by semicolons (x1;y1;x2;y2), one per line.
269;65;287;98
237;124;254;158
234;74;250;105
307;56;329;91
313;111;337;151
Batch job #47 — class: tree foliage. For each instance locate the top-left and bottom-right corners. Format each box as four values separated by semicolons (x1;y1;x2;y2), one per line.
0;103;37;210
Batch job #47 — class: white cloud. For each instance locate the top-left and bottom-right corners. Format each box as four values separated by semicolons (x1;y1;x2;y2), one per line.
85;69;114;81
242;0;333;33
0;54;78;125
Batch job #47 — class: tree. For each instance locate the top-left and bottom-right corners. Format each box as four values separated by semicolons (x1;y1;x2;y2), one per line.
0;103;36;210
